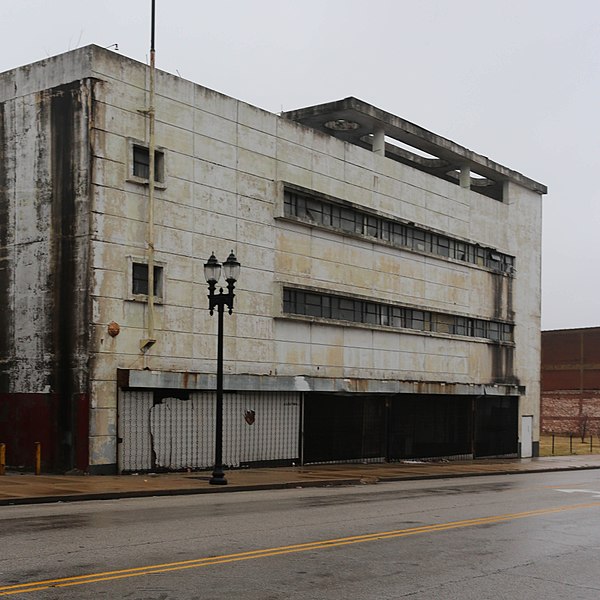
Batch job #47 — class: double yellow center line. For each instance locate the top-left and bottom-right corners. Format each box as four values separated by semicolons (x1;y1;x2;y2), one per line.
2;501;598;596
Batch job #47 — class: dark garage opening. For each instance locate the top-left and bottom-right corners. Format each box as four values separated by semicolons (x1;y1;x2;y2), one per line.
388;395;472;460
303;394;386;463
304;393;476;463
474;396;518;457
303;393;519;463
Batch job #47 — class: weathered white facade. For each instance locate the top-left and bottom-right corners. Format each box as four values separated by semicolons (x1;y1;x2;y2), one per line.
0;46;546;473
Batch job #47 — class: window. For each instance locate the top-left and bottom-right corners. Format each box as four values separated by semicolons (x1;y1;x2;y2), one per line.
363;302;380;325
433;313;454;334
454;242;467;261
128;139;166;186
475;246;487;267
391;223;408;246
474;320;487;338
408;310;430;331
453;317;473;336
390;306;404;328
130;261;164;301
488;321;501;341
435;236;450;258
133;146;151;179
281;187;515;275
412;230;427;252
282;287;512;342
133;145;165;182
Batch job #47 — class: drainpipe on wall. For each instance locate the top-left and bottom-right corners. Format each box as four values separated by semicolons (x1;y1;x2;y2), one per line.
141;0;157;353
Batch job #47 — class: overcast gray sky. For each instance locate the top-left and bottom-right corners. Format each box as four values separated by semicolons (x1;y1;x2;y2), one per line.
1;0;598;331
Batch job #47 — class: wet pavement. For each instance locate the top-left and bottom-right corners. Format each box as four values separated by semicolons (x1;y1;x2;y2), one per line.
2;455;600;506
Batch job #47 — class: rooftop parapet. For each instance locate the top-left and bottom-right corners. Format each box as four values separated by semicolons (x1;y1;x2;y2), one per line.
282;97;547;201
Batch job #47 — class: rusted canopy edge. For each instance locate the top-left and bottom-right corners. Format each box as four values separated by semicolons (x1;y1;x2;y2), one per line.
118;369;524;397
282;97;547;195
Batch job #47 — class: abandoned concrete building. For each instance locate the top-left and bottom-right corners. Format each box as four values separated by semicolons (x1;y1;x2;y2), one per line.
0;46;547;474
541;327;600;437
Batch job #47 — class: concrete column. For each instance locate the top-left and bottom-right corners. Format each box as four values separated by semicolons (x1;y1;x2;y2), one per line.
459;165;471;188
503;180;511;204
372;128;385;156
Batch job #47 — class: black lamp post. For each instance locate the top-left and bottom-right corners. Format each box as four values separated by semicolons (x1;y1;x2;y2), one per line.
204;251;240;485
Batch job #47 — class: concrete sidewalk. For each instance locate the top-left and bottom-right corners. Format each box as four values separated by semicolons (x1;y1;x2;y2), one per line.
2;455;600;506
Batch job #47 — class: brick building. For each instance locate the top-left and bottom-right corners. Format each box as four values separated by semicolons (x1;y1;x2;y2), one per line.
541;327;600;436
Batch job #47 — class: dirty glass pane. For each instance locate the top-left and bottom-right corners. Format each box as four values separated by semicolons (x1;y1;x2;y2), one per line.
132;263;161;296
474;319;486;338
365;216;379;238
436;236;450;257
283;191;296;216
364;302;379;324
133;146;150;179
304;293;323;317
340;208;359;233
488;321;500;341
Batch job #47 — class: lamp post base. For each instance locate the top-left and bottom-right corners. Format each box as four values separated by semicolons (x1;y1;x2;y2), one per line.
209;467;228;485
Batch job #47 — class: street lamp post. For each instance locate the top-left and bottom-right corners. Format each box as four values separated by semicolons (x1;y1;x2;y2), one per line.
204;251;240;485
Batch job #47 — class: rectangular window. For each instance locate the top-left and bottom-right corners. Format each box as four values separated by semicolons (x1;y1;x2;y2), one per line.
435;236;450;258
133;146;150;179
392;223;408;246
132;262;163;298
391;306;404;328
474;319;487;338
363;302;380;325
280;186;515;275
454;242;468;261
412;230;427;252
475;246;486;267
433;313;454;334
409;310;430;331
502;323;513;342
282;288;511;343
283;191;297;217
365;215;380;238
305;199;324;224
453;317;472;336
488;321;501;341
304;293;323;317
340;207;360;233
131;144;165;184
283;288;294;313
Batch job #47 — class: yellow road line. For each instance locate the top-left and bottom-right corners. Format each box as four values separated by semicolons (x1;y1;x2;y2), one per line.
1;501;598;596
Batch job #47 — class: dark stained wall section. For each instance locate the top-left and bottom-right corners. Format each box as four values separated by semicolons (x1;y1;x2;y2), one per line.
0;102;12;393
48;82;91;470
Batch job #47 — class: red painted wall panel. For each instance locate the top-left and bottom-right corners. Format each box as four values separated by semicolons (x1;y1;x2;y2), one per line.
541;370;580;391
0;393;89;472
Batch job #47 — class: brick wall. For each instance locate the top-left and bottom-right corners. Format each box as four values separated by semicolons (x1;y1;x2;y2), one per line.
541;327;600;435
541;392;600;435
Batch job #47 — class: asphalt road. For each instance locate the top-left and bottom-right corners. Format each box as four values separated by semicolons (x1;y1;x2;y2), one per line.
1;469;600;599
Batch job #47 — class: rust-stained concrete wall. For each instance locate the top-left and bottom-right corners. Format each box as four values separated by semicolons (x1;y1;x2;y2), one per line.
0;69;93;470
0;46;544;470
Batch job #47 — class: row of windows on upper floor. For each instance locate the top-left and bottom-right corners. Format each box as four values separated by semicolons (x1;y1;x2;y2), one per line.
283;288;513;343
283;188;515;275
128;263;512;343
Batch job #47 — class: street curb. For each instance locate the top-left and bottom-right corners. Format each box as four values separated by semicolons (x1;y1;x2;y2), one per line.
2;464;600;507
377;464;600;483
0;478;361;506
